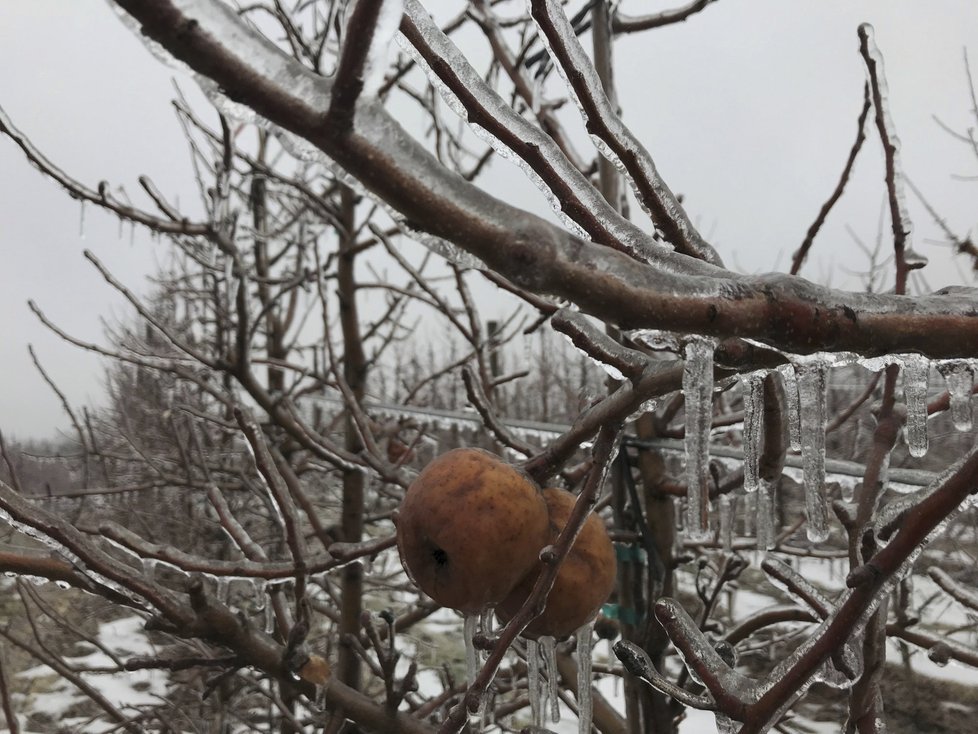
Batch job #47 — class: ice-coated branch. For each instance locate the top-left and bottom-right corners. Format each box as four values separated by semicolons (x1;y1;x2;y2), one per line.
330;0;404;128
760;557;832;619
653;598;752;718
400;0;660;262
461;364;535;456
163;576;437;734
723;605;818;646
107;0;978;360
0;478;187;621
929;567;978;613
0;105;220;240
235;408;308;607
529;0;720;265
0;550;135;608
612;0;720;34
97;519;393;580
614;640;717;710
886;624;978;669
859;23;914;295
522;362;684;483
551;308;649;381
0;650;18;734
741;446;978;734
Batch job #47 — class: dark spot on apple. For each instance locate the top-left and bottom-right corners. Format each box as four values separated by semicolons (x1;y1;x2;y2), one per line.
432;547;449;567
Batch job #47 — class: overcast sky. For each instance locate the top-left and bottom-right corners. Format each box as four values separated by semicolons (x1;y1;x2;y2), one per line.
1;0;977;441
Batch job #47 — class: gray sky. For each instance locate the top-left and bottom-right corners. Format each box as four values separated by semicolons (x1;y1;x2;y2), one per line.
1;0;977;440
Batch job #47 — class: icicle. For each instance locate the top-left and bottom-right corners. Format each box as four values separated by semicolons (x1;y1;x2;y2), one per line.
527;638;543;727
78;200;87;240
797;361;830;542
756;480;776;551
464;614;478;685
539;635;560;724
577;623;594;734
479;682;495;732
742;372;765;493
780;365;802;452
901;354;930;457
683;338;715;541
718;494;734;552
939;361;974;431
742;489;756;538
477;608;493;723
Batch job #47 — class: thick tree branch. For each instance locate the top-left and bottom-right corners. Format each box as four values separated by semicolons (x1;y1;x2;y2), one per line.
109;0;978;360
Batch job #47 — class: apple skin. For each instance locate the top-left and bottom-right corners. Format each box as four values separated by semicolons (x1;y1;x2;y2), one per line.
396;448;550;614
497;487;616;640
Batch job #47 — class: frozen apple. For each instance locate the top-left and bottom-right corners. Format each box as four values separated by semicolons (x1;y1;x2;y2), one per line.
497;487;616;639
396;448;550;614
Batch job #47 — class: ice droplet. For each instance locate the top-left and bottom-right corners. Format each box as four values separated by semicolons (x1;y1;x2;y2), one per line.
577;623;594;734
683;338;715;541
900;354;930;457
78;200;87;240
797;361;829;542
938;361;974;431
742;371;765;493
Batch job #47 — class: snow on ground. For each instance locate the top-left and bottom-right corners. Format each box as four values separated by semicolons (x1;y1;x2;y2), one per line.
15;614;169;732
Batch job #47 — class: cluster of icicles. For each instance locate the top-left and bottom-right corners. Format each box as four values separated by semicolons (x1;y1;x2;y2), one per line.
462;612;595;733
678;336;975;545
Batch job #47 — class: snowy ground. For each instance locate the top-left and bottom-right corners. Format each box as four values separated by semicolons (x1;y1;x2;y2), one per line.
7;544;978;733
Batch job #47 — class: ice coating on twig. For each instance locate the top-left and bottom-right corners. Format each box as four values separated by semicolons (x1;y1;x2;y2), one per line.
860;23;915;268
525;0;719;264
361;0;405;96
797;361;829;542
939;361;974;431
577;623;594;734
900;354;930;457
742;371;765;493
683;338;715;541
780;365;802;453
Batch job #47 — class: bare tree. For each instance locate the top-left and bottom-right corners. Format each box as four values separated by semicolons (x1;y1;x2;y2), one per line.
2;2;978;734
